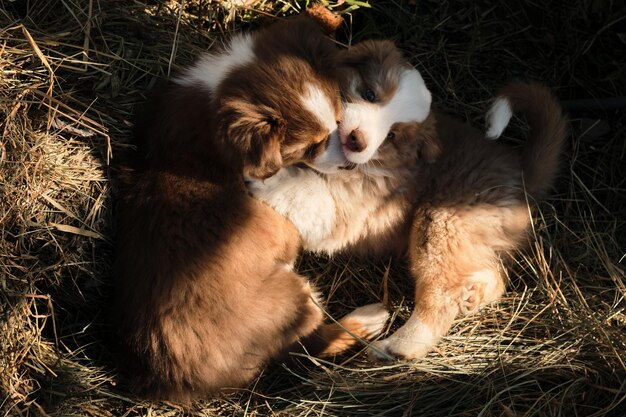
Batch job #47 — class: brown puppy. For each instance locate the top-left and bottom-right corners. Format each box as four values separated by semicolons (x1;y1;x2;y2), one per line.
112;19;388;402
249;40;567;360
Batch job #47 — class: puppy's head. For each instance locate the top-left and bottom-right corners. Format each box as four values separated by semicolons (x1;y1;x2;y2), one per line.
210;16;346;180
337;40;439;167
217;81;345;180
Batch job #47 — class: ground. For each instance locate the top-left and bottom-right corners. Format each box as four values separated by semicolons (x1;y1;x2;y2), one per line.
1;1;625;416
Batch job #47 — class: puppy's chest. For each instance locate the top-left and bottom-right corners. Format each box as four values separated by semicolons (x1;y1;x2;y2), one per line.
330;176;412;240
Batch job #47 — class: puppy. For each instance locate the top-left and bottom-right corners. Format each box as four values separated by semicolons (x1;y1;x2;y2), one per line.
112;18;389;402
249;41;434;257
249;40;567;360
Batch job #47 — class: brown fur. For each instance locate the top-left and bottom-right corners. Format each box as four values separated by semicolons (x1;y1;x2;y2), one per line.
249;40;568;360
112;17;378;402
389;82;567;359
337;43;568;359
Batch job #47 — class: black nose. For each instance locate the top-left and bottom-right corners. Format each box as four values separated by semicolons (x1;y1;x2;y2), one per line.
346;129;366;152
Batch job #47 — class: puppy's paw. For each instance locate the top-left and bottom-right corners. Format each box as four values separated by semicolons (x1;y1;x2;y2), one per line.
461;269;503;315
368;337;431;362
342;303;389;339
460;283;482;315
368;322;434;361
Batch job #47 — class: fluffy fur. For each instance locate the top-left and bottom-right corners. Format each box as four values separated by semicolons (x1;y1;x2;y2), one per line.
112;18;388;402
249;40;567;360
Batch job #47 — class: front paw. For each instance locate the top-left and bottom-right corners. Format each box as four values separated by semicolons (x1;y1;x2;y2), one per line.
368;323;435;361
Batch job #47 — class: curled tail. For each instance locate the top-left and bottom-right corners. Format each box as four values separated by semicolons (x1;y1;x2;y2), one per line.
486;81;568;200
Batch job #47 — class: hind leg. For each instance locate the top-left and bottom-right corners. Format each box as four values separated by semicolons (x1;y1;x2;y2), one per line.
313;303;390;358
264;263;389;355
369;206;509;360
254;265;327;354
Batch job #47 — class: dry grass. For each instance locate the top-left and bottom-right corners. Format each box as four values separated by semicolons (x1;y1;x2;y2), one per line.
1;0;625;416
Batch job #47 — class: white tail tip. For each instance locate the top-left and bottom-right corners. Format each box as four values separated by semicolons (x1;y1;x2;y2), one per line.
485;97;512;140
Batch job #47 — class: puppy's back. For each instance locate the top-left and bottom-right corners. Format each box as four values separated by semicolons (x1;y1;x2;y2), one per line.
112;16;348;401
112;77;312;401
113;164;324;400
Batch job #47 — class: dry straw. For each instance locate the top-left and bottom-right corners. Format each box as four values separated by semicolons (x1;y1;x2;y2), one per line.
1;1;624;416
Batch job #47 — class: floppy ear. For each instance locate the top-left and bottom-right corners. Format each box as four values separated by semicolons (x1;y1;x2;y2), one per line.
395;121;441;164
417;130;441;163
220;100;285;179
244;123;284;179
415;116;441;163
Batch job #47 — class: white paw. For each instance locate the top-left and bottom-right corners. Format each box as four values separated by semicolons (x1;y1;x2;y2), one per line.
343;303;390;338
368;320;434;361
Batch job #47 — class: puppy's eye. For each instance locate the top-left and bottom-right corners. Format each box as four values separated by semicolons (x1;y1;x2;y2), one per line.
306;141;326;159
386;131;396;140
363;89;377;103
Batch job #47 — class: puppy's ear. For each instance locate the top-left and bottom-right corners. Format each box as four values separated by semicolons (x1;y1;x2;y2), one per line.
396;121;441;164
220;100;285;179
414;116;441;163
417;129;441;163
244;122;284;179
340;40;403;69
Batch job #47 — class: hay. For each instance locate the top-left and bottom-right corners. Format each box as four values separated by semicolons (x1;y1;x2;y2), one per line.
1;0;624;416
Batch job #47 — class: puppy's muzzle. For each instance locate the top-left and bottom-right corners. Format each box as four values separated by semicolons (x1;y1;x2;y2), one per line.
345;129;367;153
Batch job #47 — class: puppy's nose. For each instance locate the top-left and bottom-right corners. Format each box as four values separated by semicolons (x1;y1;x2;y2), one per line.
346;129;366;152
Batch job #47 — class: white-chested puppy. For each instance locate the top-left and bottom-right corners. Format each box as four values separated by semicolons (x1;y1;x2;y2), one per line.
113;20;390;403
249;40;567;361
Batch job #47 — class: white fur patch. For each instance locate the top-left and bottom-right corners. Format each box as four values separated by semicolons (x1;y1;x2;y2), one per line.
247;167;336;246
299;84;346;173
175;33;255;90
485;97;512;139
300;83;338;133
340;68;432;164
312;131;347;174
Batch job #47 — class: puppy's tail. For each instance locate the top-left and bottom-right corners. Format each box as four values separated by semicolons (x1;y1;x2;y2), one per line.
485;81;568;200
